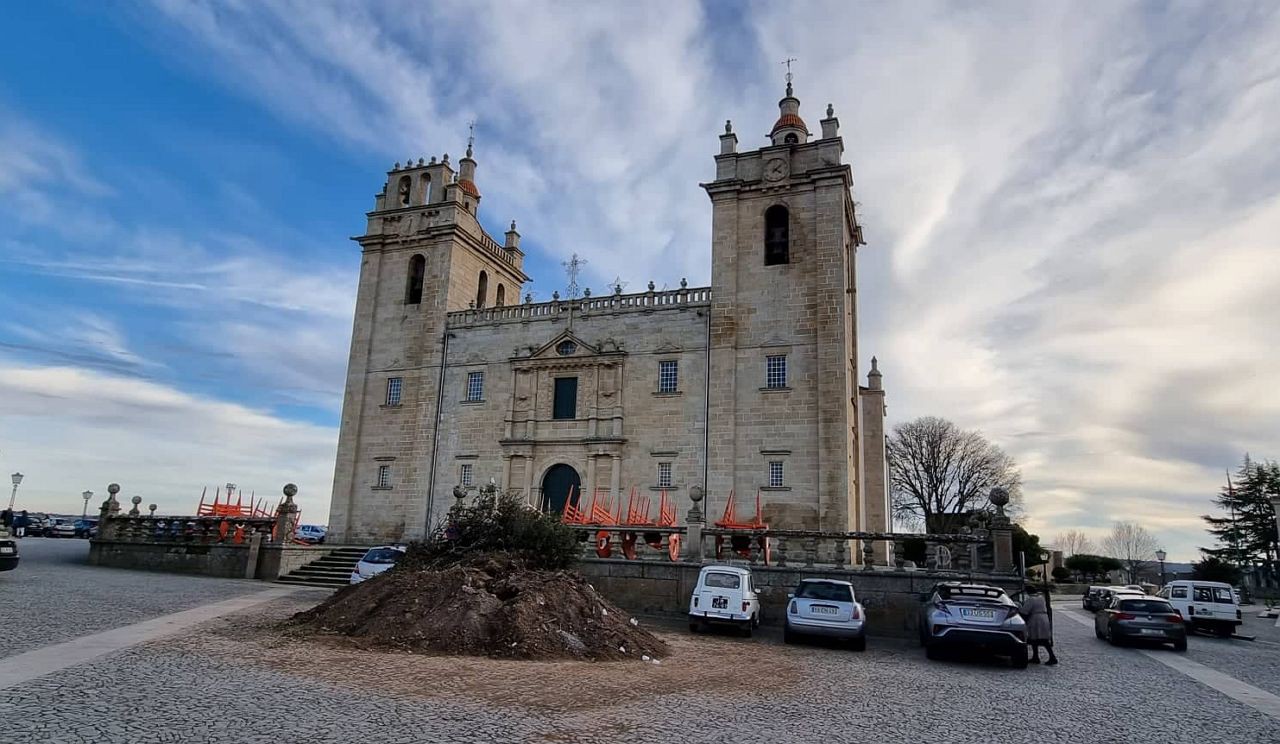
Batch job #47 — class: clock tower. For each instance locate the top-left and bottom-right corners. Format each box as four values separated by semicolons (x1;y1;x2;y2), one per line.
700;79;871;535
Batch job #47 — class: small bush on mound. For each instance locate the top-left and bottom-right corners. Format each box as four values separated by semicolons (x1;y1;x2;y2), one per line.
401;488;582;571
291;555;667;661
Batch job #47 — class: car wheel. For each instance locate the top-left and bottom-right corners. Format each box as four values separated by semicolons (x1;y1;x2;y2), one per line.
1214;626;1233;638
1173;638;1187;652
783;626;795;645
1107;625;1123;647
1095;625;1105;640
925;643;942;661
689;622;699;634
850;636;866;652
1011;651;1029;669
742;622;753;639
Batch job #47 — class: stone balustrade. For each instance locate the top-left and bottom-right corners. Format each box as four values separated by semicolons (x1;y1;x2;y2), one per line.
446;284;712;328
100;515;278;545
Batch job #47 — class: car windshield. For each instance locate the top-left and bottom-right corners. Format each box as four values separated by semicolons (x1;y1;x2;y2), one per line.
1118;599;1173;613
361;548;403;565
796;582;853;602
704;572;741;589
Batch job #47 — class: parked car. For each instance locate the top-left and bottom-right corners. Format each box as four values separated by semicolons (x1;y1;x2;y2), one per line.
0;531;18;571
73;519;99;538
45;518;77;538
349;546;406;584
295;524;328;544
1095;594;1187;650
1158;580;1242;637
24;514;49;537
784;578;866;650
1082;586;1110;612
918;582;1027;668
688;565;761;636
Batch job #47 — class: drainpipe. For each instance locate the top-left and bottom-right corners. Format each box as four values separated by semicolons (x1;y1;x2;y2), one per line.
424;330;453;536
701;307;711;497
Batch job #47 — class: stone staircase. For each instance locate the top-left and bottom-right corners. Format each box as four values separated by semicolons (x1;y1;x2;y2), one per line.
276;546;368;589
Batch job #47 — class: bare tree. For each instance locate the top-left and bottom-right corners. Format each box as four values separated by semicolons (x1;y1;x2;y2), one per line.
887;416;1022;530
1054;529;1095;557
1101;521;1159;584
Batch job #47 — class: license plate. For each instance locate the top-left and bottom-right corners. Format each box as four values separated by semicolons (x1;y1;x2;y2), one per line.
712;596;728;609
961;608;995;620
0;547;12;554
811;605;838;615
1140;629;1164;636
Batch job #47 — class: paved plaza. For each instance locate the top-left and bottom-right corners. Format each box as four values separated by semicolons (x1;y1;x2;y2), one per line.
2;539;1278;743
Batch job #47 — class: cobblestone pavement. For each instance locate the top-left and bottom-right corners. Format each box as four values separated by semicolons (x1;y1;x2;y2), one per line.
0;537;260;658
2;583;1278;744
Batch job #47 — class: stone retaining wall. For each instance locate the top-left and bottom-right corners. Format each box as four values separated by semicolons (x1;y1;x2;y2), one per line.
88;539;326;581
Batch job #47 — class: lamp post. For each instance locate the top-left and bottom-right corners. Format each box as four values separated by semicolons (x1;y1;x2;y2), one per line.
7;473;22;510
81;490;94;518
1156;549;1167;588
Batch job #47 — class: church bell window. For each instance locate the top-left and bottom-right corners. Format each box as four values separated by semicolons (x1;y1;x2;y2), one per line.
406;255;425;305
764;205;790;265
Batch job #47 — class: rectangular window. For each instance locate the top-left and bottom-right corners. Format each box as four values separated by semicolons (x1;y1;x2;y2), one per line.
657;462;673;488
553;377;578;420
658;360;678;393
376;465;392;488
766;355;788;388
768;461;784;488
1172;586;1187;599
466;371;484;402
460;463;474;487
385;377;402;406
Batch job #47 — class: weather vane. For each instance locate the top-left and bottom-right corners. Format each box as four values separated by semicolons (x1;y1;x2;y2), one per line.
466;119;476;156
562;253;588;298
782;56;797;91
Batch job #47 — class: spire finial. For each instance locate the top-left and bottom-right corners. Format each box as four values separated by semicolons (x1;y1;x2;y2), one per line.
782;57;797;96
465;120;475;158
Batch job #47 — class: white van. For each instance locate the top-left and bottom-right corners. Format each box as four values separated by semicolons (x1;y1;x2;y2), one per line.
1158;580;1242;637
688;565;761;636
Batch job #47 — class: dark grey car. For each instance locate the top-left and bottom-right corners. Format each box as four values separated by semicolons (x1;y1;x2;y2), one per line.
1094;596;1187;651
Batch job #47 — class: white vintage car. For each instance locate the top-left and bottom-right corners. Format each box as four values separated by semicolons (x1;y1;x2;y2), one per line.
688;565;761;636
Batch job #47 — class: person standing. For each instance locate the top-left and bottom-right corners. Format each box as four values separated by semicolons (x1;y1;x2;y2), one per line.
13;510;29;538
1021;586;1058;665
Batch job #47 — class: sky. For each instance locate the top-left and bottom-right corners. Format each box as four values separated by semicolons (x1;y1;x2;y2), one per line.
1;1;1277;561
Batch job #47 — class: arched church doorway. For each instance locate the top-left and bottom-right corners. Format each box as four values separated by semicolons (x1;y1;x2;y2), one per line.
540;464;580;514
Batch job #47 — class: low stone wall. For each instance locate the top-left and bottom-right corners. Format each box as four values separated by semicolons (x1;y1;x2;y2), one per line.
577;559;1022;638
88;539;327;581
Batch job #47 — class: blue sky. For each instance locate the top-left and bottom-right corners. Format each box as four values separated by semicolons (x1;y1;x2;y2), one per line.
1;1;1278;561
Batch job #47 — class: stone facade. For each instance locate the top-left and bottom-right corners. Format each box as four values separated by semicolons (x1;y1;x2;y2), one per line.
328;85;889;544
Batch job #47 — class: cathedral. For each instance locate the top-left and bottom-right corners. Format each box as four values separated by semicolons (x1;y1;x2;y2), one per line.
327;80;889;545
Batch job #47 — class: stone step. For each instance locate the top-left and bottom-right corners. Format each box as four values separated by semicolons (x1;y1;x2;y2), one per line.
277;574;348;588
291;566;352;577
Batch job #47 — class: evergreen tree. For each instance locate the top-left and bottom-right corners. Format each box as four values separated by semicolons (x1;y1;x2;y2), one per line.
1200;455;1280;581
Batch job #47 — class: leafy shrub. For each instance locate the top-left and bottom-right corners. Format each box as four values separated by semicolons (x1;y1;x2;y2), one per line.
401;489;581;571
1051;566;1071;582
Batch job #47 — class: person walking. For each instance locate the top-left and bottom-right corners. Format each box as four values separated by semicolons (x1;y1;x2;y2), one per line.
13;510;29;538
1021;586;1058;665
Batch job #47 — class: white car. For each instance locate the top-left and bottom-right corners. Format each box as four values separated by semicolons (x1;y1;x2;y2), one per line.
46;518;77;538
688;565;761;636
349;545;405;584
784;578;867;650
295;524;327;544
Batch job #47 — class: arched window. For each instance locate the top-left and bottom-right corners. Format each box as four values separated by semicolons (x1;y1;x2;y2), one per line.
397;176;411;207
764;205;790;265
495;284;506;307
476;270;488;309
420;173;432;204
784;132;799;144
406;254;425;305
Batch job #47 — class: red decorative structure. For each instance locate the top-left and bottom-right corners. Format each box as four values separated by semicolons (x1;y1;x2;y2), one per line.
618;488;680;560
195;484;305;544
714;490;770;564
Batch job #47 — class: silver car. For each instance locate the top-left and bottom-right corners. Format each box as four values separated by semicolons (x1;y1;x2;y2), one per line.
784;579;867;650
349;546;406;584
919;582;1027;668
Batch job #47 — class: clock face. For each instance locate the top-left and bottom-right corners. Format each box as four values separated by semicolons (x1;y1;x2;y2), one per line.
764;157;789;182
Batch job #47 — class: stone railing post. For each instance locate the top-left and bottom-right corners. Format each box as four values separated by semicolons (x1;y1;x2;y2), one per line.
833;537;846;570
989;487;1014;572
273;483;301;545
775;536;788;567
686;486;705;563
892;538;905;569
804;537;817;567
862;539;875;571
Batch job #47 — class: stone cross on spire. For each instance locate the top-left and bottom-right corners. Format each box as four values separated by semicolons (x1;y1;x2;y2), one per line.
562;252;588;298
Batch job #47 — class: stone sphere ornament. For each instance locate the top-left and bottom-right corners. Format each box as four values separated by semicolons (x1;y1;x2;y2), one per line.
108;483;120;496
283;483;298;497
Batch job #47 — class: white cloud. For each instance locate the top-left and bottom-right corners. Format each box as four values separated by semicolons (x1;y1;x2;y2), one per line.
0;362;337;520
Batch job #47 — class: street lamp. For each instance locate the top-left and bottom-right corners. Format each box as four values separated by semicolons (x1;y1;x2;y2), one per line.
7;473;22;510
82;490;94;518
1156;549;1167;587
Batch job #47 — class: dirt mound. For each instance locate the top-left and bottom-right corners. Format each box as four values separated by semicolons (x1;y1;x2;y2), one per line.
289;556;668;661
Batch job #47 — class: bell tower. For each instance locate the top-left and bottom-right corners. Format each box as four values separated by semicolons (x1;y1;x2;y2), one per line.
701;75;867;533
328;139;529;544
